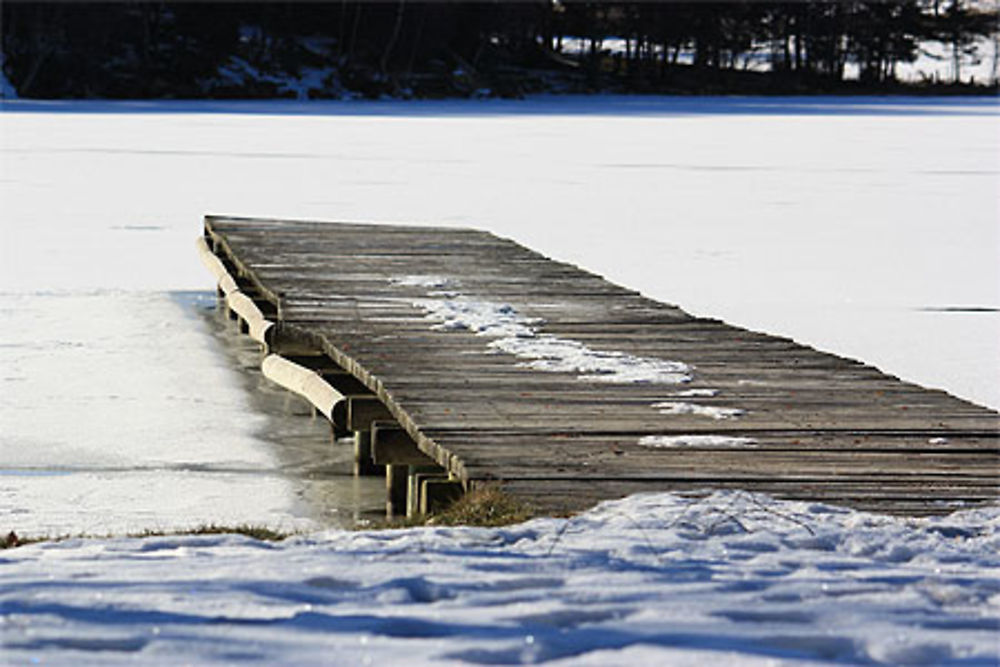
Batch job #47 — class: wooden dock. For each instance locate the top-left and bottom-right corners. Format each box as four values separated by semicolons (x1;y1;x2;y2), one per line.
198;215;999;518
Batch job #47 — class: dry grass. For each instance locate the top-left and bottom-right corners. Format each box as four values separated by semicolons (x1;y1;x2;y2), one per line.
432;484;534;526
2;524;291;550
5;487;534;547
364;484;534;530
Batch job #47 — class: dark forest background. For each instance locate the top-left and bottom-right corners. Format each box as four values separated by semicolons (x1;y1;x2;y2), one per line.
3;1;997;99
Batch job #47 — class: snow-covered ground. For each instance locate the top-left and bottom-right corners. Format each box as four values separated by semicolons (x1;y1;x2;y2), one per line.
1;97;998;663
3;492;999;665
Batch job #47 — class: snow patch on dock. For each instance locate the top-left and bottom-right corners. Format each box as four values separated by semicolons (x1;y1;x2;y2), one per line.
411;294;692;384
652;401;745;419
639;434;758;448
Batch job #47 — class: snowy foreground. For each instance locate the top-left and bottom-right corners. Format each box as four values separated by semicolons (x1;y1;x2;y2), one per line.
3;492;999;665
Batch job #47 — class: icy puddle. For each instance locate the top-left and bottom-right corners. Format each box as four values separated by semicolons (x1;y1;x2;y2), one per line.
0;290;384;537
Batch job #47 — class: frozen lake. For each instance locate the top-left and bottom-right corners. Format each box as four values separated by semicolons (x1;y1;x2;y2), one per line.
1;96;998;666
1;96;998;536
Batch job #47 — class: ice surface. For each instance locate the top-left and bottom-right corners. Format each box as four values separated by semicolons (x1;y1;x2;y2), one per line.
1;96;995;408
2;492;997;665
0;291;384;536
1;97;998;664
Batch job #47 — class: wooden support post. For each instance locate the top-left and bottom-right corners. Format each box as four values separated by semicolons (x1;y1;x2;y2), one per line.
321;371;370;396
371;422;435;466
386;464;408;518
330;421;351;442
344;396;394;432
353;430;383;477
407;466;447;518
420;478;464;515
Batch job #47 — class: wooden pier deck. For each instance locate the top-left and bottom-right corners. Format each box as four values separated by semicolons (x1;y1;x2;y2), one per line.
199;215;999;518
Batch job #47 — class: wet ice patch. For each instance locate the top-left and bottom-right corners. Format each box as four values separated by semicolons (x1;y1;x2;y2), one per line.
638;435;757;448
653;401;745;419
411;295;691;384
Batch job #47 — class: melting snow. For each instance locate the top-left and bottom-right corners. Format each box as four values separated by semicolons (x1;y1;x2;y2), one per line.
639;435;758;448
413;295;692;384
390;274;453;289
669;388;720;398
653;401;745;419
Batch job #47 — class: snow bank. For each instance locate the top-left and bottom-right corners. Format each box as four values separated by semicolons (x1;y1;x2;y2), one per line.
3;491;998;665
211;56;336;101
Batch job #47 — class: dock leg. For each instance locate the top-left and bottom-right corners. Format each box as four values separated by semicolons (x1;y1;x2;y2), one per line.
407;466;435;517
353;430;382;477
407;466;447;518
330;422;351;446
386;464;408;518
330;421;351;442
420;478;464;515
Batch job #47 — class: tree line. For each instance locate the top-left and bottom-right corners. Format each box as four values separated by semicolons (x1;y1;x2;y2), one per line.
3;1;997;99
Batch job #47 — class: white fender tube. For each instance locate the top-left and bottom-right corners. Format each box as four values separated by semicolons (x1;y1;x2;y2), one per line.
261;354;345;421
195;237;238;295
226;291;273;344
197;236;273;344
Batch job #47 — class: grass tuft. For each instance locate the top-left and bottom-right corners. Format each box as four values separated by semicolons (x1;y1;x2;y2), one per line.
362;484;534;530
1;524;291;549
3;531;44;549
431;484;534;527
129;524;291;542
